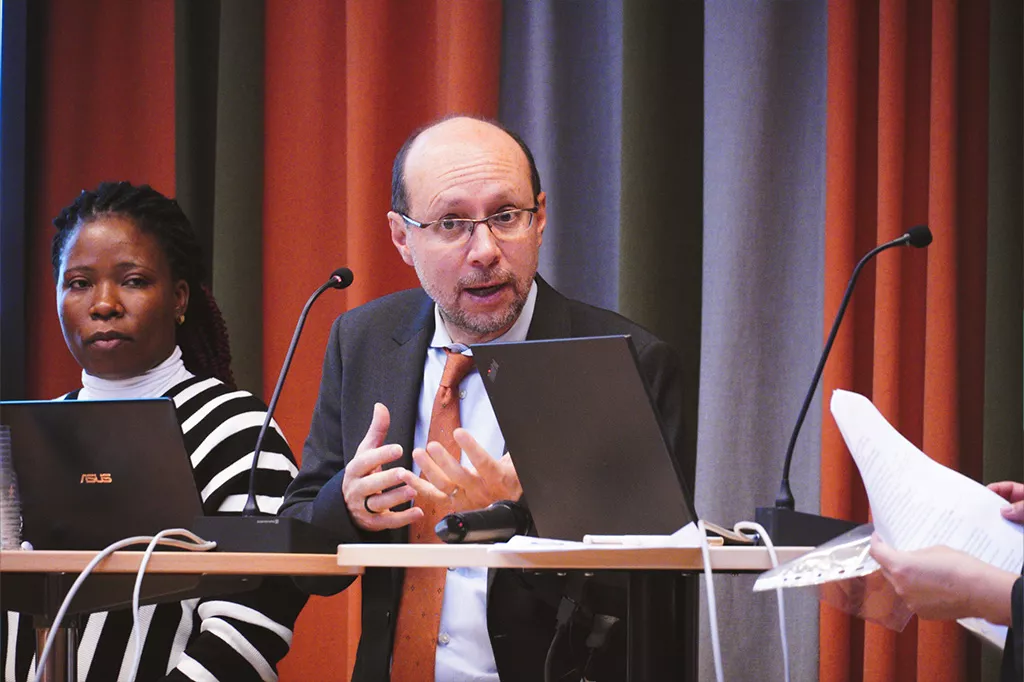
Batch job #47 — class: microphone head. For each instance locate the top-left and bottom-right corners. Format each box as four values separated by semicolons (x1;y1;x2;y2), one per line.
328;267;354;289
904;225;932;248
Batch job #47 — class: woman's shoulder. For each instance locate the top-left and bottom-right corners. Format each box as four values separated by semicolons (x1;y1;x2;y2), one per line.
164;376;271;415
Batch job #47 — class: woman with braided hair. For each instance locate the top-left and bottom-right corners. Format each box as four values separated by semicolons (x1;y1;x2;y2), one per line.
1;181;308;681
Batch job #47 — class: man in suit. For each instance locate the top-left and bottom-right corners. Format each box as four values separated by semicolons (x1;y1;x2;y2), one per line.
279;115;694;681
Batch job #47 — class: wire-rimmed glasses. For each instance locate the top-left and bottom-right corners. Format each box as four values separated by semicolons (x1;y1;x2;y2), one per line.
399;206;539;246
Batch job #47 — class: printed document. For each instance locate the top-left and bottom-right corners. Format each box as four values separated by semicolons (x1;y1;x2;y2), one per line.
830;389;1023;647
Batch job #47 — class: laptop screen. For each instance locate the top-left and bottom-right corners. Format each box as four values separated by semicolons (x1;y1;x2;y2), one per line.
471;335;697;541
0;398;204;550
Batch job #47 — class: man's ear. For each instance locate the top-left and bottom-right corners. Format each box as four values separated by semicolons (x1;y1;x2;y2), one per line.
388;211;415;266
534;192;547;246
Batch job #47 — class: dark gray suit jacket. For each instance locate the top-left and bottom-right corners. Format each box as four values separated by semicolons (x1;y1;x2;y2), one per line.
279;277;694;681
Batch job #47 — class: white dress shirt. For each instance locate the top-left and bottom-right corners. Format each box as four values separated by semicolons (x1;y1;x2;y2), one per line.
411;281;538;682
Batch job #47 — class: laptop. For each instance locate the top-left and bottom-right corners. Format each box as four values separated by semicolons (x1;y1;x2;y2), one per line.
0;398;204;550
471;335;698;541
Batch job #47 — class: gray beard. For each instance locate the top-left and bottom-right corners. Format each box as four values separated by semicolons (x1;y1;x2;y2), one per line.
436;289;528;341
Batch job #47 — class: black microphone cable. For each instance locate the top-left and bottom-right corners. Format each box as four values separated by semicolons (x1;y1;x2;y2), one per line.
775;225;932;510
242;267;353;516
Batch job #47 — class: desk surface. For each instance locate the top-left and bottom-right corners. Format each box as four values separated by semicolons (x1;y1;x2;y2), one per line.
0;544;810;575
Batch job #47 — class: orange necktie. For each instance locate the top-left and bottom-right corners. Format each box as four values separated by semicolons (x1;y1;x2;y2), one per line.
391;349;475;682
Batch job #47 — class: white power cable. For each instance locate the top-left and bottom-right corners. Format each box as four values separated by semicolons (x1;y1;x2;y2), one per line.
127;529;216;681
734;521;789;682
31;530;215;682
698;520;790;682
697;519;725;682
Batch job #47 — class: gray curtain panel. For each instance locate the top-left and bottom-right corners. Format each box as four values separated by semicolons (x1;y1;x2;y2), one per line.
699;3;827;681
176;0;266;395
502;1;825;680
499;0;624;312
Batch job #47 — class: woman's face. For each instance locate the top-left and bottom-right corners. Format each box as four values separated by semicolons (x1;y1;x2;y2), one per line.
56;216;189;380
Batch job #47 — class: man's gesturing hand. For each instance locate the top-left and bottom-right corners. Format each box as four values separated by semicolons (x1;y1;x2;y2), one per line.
412;427;523;513
344;403;428;531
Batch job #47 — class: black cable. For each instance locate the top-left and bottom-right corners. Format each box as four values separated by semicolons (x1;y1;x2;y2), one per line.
545;573;589;682
543;621;569;682
581;614;619;680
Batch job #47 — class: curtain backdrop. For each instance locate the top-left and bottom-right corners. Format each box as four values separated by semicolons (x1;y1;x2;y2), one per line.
699;3;828;681
24;0;176;401
261;2;503;678
820;2;1022;682
7;2;1021;681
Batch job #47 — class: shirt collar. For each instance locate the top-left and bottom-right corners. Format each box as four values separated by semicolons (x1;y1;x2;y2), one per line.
79;345;194;400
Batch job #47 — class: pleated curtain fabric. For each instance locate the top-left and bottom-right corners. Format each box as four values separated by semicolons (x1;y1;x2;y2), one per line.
821;1;997;680
390;349;475;681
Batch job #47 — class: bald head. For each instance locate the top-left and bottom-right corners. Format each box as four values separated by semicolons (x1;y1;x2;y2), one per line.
390;116;541;216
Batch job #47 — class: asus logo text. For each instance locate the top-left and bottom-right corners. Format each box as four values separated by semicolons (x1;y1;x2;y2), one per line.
80;473;112;484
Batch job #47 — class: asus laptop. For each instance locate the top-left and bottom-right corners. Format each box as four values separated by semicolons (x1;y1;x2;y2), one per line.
471;335;698;541
0;398;204;550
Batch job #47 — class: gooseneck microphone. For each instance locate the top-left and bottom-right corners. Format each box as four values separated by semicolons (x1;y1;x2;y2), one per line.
435;500;532;543
243;267;354;516
192;268;353;553
756;226;932;546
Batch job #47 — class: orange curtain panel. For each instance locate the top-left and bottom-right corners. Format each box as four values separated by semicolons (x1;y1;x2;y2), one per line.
25;0;176;401
821;1;990;681
263;2;502;679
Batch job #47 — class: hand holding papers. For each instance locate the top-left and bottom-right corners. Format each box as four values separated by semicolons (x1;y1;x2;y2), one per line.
755;389;1023;646
830;389;1022;567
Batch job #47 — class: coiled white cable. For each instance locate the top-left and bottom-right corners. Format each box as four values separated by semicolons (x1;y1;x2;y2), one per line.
32;529;215;682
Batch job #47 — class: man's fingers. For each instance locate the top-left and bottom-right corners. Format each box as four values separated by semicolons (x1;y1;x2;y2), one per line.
454;428;499;476
401;472;449;504
365;484;416;513
361;507;424;531
499;452;518;476
347;443;404;479
412;448;452;491
357;467;413;500
356;403;391;455
424;441;475;490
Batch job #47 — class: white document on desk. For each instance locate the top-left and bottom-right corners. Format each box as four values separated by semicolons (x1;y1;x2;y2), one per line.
488;522;703;553
830;389;1024;647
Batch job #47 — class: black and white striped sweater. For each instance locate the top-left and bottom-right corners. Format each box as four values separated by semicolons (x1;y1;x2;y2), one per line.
1;376;308;682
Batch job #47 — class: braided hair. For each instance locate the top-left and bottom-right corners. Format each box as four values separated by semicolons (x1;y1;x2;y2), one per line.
52;181;235;388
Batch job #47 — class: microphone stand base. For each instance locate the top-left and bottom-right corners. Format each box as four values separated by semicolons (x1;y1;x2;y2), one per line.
753;507;858;547
191;515;341;554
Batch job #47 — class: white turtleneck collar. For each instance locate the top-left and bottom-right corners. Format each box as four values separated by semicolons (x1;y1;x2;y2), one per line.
77;346;195;401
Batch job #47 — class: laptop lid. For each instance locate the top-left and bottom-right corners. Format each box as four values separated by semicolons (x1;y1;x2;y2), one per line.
0;398;204;550
471;335;698;541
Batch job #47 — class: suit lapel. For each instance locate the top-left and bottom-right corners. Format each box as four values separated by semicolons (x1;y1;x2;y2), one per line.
381;292;435;473
526;276;572;341
366;292;433;550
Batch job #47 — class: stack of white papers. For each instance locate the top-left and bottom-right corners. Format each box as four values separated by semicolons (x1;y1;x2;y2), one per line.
830;389;1023;646
488;522;703;553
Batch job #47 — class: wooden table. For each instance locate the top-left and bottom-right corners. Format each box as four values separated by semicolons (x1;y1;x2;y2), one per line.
1;544;810;682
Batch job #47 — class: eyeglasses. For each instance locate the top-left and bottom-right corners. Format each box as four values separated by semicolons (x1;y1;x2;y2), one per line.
399;206;539;245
